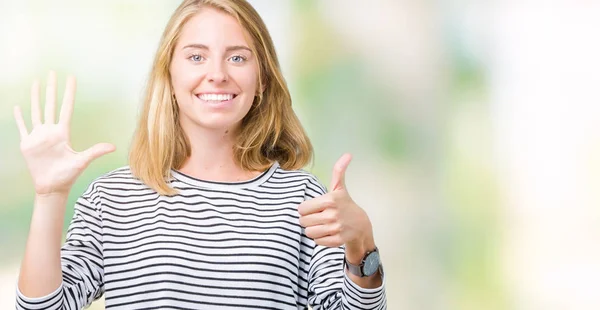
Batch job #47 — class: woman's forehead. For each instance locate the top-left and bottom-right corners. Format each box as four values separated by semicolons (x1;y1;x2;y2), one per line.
177;8;250;49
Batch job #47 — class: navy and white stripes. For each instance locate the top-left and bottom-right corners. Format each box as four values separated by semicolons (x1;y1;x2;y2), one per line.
16;162;386;309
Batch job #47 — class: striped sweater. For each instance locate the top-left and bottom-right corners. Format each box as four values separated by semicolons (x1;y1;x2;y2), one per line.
15;162;386;309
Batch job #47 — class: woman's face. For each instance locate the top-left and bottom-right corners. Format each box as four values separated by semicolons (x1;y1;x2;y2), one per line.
170;7;259;134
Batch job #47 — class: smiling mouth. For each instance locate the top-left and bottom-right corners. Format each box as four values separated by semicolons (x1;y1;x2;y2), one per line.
196;93;238;103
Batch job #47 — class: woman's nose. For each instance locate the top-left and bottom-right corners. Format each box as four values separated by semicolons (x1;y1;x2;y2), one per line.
206;61;228;83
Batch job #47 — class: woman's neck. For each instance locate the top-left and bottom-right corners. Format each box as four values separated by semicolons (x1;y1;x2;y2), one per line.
178;125;261;182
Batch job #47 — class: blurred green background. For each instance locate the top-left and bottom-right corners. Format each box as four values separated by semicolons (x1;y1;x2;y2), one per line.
2;1;600;309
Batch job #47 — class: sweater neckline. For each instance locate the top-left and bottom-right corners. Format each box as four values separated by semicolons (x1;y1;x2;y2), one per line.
170;162;279;190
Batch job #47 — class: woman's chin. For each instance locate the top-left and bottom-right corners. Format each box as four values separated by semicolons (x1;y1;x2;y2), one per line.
194;118;243;132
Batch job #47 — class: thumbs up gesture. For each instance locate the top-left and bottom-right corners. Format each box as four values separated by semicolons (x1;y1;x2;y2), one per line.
298;154;375;256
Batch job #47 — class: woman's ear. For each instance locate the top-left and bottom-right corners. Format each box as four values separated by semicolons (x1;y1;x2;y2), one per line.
258;74;267;95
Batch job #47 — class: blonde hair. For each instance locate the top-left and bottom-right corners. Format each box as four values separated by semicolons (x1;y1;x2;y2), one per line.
129;0;313;196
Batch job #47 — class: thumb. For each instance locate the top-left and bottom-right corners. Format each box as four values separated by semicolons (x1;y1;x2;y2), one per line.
329;153;352;192
81;143;116;163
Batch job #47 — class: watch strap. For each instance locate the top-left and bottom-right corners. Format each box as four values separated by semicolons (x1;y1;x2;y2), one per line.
344;258;364;277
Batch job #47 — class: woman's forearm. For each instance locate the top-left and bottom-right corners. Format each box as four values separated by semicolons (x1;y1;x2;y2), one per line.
18;193;68;298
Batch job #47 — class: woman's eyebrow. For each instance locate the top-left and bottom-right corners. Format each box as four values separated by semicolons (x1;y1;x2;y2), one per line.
182;43;251;52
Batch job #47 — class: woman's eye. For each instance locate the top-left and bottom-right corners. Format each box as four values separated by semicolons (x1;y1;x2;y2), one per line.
189;54;203;62
229;55;246;63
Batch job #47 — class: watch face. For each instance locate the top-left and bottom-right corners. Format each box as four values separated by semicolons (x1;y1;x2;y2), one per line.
363;251;380;276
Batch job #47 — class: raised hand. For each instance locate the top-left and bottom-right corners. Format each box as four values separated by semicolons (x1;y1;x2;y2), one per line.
13;71;115;196
298;153;374;249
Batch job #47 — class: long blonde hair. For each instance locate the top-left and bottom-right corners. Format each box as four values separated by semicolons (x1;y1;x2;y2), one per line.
129;0;313;196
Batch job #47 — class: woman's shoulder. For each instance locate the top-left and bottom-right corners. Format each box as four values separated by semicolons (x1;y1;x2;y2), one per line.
81;166;152;198
271;164;328;192
272;164;319;179
92;165;140;183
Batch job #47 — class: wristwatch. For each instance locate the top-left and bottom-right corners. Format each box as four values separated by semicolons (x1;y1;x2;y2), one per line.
344;247;383;277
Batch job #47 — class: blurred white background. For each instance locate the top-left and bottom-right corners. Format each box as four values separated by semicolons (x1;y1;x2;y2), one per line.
1;1;599;309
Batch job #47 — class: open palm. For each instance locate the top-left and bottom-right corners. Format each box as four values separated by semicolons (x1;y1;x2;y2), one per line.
13;72;115;196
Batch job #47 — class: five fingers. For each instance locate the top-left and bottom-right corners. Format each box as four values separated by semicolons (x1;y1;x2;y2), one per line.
14;71;77;140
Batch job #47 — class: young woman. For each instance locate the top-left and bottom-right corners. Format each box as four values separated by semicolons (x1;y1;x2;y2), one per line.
14;0;386;309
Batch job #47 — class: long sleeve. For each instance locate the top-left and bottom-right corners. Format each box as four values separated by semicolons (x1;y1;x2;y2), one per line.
302;175;387;309
16;186;105;310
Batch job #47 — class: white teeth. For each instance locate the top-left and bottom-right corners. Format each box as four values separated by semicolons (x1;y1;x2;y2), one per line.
198;93;234;101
